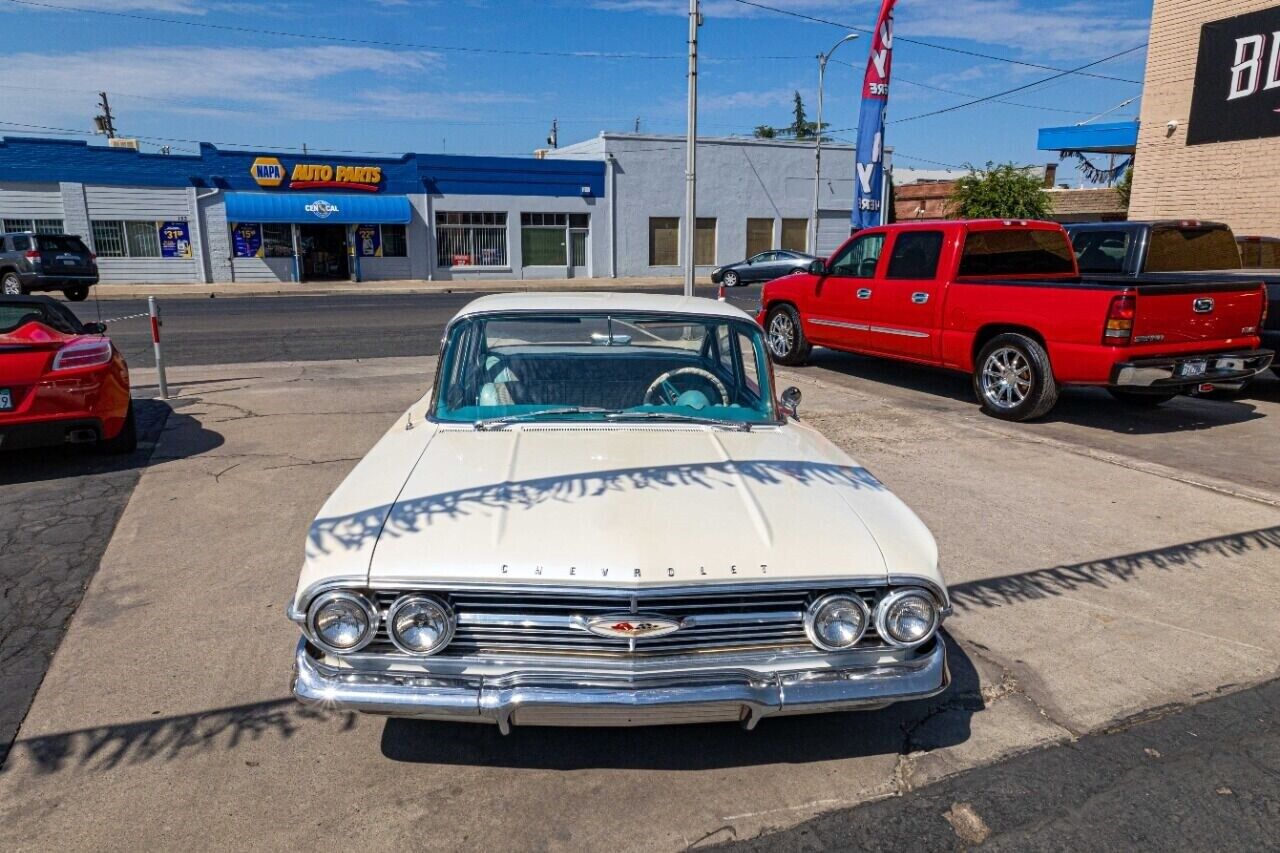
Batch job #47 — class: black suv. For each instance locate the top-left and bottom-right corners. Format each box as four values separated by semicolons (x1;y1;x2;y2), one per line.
0;232;99;301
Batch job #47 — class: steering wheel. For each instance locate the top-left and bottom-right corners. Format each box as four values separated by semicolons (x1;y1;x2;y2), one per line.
643;367;730;407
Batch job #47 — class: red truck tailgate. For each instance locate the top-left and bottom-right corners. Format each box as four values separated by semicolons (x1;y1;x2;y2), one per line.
1131;283;1265;346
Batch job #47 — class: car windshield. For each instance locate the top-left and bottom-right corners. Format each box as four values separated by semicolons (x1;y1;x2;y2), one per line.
435;311;777;425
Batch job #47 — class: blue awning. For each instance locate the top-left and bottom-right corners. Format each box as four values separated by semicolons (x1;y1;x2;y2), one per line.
224;192;411;224
1037;121;1139;154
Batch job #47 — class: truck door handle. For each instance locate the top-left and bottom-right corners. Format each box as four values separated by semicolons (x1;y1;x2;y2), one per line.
857;288;873;300
911;292;929;304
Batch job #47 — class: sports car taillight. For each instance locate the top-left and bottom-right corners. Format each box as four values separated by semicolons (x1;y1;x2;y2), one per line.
51;338;113;370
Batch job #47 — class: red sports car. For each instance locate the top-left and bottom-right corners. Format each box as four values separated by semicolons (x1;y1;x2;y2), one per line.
0;295;135;453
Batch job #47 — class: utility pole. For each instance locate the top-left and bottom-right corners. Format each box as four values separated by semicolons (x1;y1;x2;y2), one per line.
683;0;701;297
634;117;641;133
811;34;858;255
93;92;117;139
547;118;558;149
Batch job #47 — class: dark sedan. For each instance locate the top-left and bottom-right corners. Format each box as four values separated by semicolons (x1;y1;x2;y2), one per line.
711;250;816;287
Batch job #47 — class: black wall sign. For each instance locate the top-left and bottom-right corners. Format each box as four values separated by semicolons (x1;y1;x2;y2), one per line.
1187;5;1280;145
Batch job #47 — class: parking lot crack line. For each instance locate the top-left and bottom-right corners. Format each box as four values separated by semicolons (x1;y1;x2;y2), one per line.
1056;595;1273;654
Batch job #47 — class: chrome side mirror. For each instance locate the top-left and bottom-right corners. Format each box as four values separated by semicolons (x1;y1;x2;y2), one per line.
780;386;802;419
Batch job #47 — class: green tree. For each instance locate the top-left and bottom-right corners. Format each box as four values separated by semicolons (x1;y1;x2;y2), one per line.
1115;164;1133;209
949;162;1051;219
753;125;778;139
789;91;812;140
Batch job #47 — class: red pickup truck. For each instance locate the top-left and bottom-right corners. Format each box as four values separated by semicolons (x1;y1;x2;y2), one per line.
758;219;1273;421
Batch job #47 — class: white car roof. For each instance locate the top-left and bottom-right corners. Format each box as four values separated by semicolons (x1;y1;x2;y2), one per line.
452;292;754;323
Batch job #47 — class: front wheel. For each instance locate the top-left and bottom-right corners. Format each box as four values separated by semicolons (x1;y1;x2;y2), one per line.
766;305;811;366
721;270;741;287
973;333;1058;421
789;268;806;276
1108;389;1177;407
2;273;22;296
64;285;89;302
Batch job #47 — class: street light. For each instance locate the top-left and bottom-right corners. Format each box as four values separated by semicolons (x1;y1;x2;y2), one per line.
811;33;859;256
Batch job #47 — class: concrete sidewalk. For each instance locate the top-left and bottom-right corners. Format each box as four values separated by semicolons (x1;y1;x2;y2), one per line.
88;275;715;301
1;358;1276;851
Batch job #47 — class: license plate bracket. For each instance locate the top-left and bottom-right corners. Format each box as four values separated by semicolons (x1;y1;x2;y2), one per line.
1178;359;1208;378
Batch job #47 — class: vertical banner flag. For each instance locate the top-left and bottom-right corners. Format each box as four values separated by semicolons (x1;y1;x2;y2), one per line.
854;0;896;230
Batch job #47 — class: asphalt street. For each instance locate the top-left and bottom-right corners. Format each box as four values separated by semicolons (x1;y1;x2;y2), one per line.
70;285;754;367
716;677;1280;851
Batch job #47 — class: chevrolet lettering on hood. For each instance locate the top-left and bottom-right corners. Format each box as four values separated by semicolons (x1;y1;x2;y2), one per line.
289;292;951;734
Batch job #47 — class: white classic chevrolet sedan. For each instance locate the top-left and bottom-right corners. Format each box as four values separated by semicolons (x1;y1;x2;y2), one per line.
289;293;950;732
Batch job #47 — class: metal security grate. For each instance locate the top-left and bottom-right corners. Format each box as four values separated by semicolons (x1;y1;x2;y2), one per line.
365;586;889;659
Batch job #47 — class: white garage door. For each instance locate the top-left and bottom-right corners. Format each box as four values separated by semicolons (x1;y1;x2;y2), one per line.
815;210;853;257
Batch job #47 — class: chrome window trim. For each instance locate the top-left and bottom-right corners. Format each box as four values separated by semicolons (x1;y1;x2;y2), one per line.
874;588;941;648
803;592;872;651
306;590;380;656
386;594;457;656
425;309;784;427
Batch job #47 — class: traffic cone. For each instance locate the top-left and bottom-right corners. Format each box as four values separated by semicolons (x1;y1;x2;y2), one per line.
716;284;726;301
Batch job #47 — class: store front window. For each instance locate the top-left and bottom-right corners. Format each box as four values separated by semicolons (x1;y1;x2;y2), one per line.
520;212;588;266
436;211;508;268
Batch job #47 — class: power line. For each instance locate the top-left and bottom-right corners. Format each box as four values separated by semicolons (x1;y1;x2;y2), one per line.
891;43;1148;124
724;0;1145;85
0;0;805;63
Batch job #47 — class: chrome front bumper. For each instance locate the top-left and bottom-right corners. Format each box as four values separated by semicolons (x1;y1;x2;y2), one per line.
1111;349;1273;389
292;639;949;733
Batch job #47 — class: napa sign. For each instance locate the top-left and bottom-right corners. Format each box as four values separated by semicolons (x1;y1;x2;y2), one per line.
250;156;383;192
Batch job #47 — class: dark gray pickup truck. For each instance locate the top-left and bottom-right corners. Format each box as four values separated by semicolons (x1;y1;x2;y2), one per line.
1065;221;1279;377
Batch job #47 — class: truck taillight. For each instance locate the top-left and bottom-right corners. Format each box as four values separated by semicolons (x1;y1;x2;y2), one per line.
1104;294;1135;344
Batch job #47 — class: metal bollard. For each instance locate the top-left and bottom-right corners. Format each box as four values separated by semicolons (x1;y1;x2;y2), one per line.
148;296;168;400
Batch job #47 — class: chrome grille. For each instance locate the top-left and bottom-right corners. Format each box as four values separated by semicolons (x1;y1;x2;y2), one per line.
366;587;890;658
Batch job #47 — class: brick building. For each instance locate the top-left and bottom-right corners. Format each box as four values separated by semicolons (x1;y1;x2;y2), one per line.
1129;1;1280;234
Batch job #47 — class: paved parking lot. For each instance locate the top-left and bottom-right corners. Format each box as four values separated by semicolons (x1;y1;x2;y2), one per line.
1;333;1276;850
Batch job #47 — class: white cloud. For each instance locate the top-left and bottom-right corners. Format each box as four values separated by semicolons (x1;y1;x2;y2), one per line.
0;45;530;130
4;0;211;12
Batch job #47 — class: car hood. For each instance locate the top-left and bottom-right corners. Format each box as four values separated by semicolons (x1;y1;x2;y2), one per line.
339;422;936;589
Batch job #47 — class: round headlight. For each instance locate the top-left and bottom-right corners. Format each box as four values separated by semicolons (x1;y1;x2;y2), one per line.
387;594;455;656
307;590;377;655
876;589;939;647
804;593;870;651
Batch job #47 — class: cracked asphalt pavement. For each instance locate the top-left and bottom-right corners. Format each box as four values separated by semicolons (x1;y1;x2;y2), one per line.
0;400;170;767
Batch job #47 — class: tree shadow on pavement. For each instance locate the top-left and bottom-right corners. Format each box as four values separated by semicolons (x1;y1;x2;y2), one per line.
377;634;979;771
803;349;1269;436
947;525;1280;612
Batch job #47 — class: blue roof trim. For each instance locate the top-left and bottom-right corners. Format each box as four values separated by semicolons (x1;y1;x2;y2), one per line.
1037;122;1139;154
225;192;411;224
0;136;606;198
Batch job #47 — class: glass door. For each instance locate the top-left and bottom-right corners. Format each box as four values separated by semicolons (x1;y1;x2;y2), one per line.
569;228;588;277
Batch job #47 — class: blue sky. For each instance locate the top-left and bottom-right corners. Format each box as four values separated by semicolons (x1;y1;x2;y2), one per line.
0;0;1151;183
